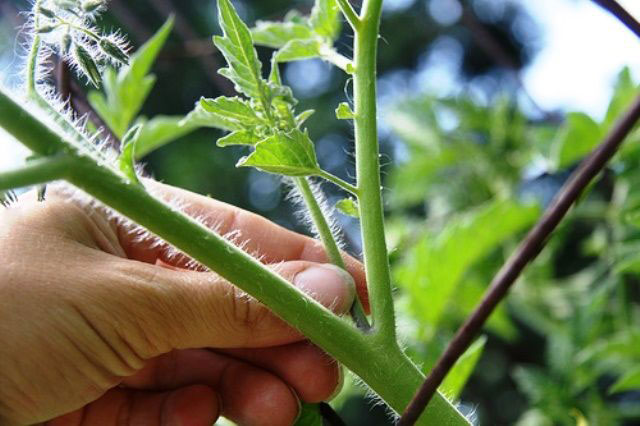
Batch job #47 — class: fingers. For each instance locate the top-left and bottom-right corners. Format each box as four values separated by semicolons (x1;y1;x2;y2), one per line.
221;342;341;403
122;349;304;426
46;385;219;426
91;257;355;359
119;181;368;310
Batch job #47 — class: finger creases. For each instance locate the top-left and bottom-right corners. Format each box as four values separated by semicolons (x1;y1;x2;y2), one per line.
105;256;356;353
46;385;219;426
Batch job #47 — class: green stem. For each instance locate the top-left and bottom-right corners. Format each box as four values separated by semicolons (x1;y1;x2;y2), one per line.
316;169;359;196
0;156;75;191
353;0;396;341
0;85;468;426
336;0;361;30
27;0;43;97
295;177;370;331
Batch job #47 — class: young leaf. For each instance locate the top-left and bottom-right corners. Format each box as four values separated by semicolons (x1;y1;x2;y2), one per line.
552;112;602;170
133;116;200;159
275;39;322;63
237;129;320;176
180;102;242;132
214;0;266;100
440;336;486;398
217;130;264;147
335;102;354;119
118;124;143;183
296;109;315;127
309;0;341;41
336;198;359;217
199;96;262;124
88;17;174;137
252;21;314;48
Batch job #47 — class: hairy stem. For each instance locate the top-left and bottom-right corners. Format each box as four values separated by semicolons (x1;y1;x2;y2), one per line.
336;0;361;30
316;170;358;196
353;0;395;341
0;86;469;425
27;0;43;97
295;177;370;330
0;156;75;191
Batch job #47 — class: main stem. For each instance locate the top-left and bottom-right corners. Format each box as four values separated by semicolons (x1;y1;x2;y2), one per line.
353;0;395;341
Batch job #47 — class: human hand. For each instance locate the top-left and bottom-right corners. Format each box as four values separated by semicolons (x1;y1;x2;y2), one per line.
0;182;367;426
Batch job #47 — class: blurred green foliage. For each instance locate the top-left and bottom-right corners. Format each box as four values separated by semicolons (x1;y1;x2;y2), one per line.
3;0;640;424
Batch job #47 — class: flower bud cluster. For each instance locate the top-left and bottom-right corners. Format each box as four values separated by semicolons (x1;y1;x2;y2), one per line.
32;0;130;88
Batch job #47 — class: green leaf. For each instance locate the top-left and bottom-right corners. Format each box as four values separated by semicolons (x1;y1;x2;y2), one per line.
336;198;359;217
296;109;315;127
214;0;266;100
609;367;640;394
553;112;602;169
118;124;142;183
237;129;320;176
252;21;314;48
441;336;486;398
395;200;540;328
293;403;323;426
88;17;174;138
603;67;639;132
275;38;323;62
335;102;354;119
133;116;200;159
217;130;264;147
181;96;264;132
309;0;341;41
200;97;262;124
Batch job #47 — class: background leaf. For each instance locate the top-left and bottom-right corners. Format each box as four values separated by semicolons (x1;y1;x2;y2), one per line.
88;17;174;138
441;336;487;398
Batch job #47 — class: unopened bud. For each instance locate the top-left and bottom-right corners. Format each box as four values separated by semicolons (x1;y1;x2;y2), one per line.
81;0;103;12
37;6;57;19
37;24;58;34
60;33;72;56
73;44;101;88
98;38;129;65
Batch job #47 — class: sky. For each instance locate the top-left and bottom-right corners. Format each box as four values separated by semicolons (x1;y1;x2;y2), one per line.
522;0;640;118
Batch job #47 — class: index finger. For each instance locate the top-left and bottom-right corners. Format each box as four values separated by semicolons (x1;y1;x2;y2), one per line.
117;181;369;310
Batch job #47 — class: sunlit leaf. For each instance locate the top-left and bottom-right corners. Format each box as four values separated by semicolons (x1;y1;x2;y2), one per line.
296;109;315;127
118;123;142;183
553;112;602;169
335;102;354;119
609;367;640;394
441;336;486;398
214;0;266;100
275;38;323;62
309;0;341;41
252;21;314;48
134;116;200;159
217;130;264;147
336;198;359;217
181;96;263;132
237;129;320;176
88;17;174;138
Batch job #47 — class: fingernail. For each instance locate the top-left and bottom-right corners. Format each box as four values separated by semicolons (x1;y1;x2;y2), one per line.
289;386;302;423
294;264;356;314
327;363;345;401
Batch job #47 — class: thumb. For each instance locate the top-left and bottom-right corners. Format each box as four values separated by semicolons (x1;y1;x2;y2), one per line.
94;258;356;358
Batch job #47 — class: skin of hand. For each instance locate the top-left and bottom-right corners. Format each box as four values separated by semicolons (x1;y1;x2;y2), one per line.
0;182;368;426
